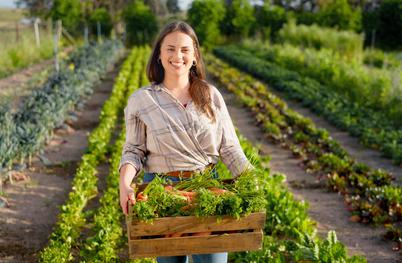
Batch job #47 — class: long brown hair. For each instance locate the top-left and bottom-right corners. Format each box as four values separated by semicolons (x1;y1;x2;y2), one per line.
147;21;215;122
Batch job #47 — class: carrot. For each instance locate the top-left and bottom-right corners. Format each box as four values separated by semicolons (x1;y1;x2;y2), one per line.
208;187;229;195
165;232;183;238
192;232;211;236
164;185;173;191
136;192;148;201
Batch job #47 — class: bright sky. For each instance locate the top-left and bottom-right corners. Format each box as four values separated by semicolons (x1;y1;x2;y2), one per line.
0;0;17;8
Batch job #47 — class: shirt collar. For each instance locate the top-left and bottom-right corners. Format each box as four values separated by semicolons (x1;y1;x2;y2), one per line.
149;82;163;91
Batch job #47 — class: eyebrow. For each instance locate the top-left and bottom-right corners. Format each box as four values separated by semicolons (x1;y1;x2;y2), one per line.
166;45;191;49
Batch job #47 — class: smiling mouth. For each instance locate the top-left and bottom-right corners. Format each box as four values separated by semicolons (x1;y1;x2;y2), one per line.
170;61;185;67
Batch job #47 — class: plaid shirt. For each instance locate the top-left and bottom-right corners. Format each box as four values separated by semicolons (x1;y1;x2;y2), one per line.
119;82;252;177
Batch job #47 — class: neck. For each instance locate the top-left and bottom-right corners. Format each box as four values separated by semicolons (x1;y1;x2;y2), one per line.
163;75;190;91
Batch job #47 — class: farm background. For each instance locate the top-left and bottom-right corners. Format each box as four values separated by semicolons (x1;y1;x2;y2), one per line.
0;0;401;262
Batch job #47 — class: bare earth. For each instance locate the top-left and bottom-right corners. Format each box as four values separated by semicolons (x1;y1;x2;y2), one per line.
218;86;401;263
0;59;401;262
0;65;119;262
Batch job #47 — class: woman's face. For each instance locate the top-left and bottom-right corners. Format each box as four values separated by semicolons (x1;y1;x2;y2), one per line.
160;31;196;78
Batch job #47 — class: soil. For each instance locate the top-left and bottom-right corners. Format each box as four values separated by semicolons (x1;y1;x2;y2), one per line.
217;85;401;263
0;58;401;263
0;64;120;263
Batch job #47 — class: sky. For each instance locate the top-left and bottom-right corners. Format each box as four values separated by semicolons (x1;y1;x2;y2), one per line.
0;0;17;8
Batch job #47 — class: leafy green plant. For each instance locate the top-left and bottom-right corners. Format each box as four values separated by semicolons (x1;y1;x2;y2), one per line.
39;46;140;262
206;52;401;244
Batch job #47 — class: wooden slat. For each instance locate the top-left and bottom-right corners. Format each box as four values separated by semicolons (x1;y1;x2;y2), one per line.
128;212;266;238
129;230;263;258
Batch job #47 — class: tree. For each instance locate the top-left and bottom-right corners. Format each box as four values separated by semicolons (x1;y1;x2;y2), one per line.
255;2;289;41
16;0;52;17
167;0;180;13
123;0;159;45
144;0;168;16
187;0;225;50
317;0;362;31
89;8;113;37
48;0;82;33
221;0;255;39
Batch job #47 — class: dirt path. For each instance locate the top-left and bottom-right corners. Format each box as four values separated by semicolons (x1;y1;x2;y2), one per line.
266;85;402;182
0;64;120;262
218;86;400;262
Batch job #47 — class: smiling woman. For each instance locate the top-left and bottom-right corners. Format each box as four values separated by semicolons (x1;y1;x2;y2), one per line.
119;21;253;263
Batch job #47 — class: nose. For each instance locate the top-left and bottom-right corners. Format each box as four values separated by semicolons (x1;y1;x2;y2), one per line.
173;50;183;60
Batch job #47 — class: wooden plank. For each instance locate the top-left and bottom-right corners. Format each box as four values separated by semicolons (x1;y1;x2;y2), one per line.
129;230;263;258
128;212;266;238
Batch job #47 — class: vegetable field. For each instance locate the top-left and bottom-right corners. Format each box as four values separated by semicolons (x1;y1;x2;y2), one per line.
1;1;401;263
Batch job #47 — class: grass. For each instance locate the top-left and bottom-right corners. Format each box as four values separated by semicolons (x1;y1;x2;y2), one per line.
0;7;24;25
0;8;56;79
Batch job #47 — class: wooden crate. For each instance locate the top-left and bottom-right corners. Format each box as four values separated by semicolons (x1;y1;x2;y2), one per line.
126;211;266;258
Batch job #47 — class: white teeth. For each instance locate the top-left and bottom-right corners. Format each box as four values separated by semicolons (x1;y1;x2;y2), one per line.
170;61;184;66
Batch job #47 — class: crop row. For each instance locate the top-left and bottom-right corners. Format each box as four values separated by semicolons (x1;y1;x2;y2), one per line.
78;46;150;262
212;45;402;166
39;47;143;262
238;41;402;126
230;136;365;262
0;41;124;175
84;128;363;262
206;54;401;248
44;48;364;261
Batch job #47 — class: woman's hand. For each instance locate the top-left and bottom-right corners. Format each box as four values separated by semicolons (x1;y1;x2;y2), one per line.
119;185;136;215
119;163;137;215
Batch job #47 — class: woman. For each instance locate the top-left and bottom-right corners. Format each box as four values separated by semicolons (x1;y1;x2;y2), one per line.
119;21;252;263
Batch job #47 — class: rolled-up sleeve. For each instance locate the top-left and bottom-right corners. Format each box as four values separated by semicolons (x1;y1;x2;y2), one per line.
118;97;147;175
215;88;253;177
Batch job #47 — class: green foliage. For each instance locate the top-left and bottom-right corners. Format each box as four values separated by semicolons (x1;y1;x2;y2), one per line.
278;20;364;59
220;0;255;39
123;0;159;45
89;8;113;37
39;46;139;263
187;0;225;50
80;47;151;262
48;0;82;33
0;41;123;171
0;31;54;78
209;49;401;225
317;0;361;31
237;41;402;120
131;169;267;221
255;3;289;41
363;48;401;68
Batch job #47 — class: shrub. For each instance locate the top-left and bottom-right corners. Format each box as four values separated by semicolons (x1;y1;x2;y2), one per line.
187;0;225;50
316;0;361;31
123;0;159;45
48;0;82;33
89;8;113;37
255;3;289;41
220;0;255;39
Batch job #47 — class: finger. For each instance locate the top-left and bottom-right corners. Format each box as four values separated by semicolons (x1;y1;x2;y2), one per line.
128;193;136;205
124;201;128;215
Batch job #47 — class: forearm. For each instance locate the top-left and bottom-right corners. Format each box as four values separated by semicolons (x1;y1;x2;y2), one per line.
119;163;137;189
